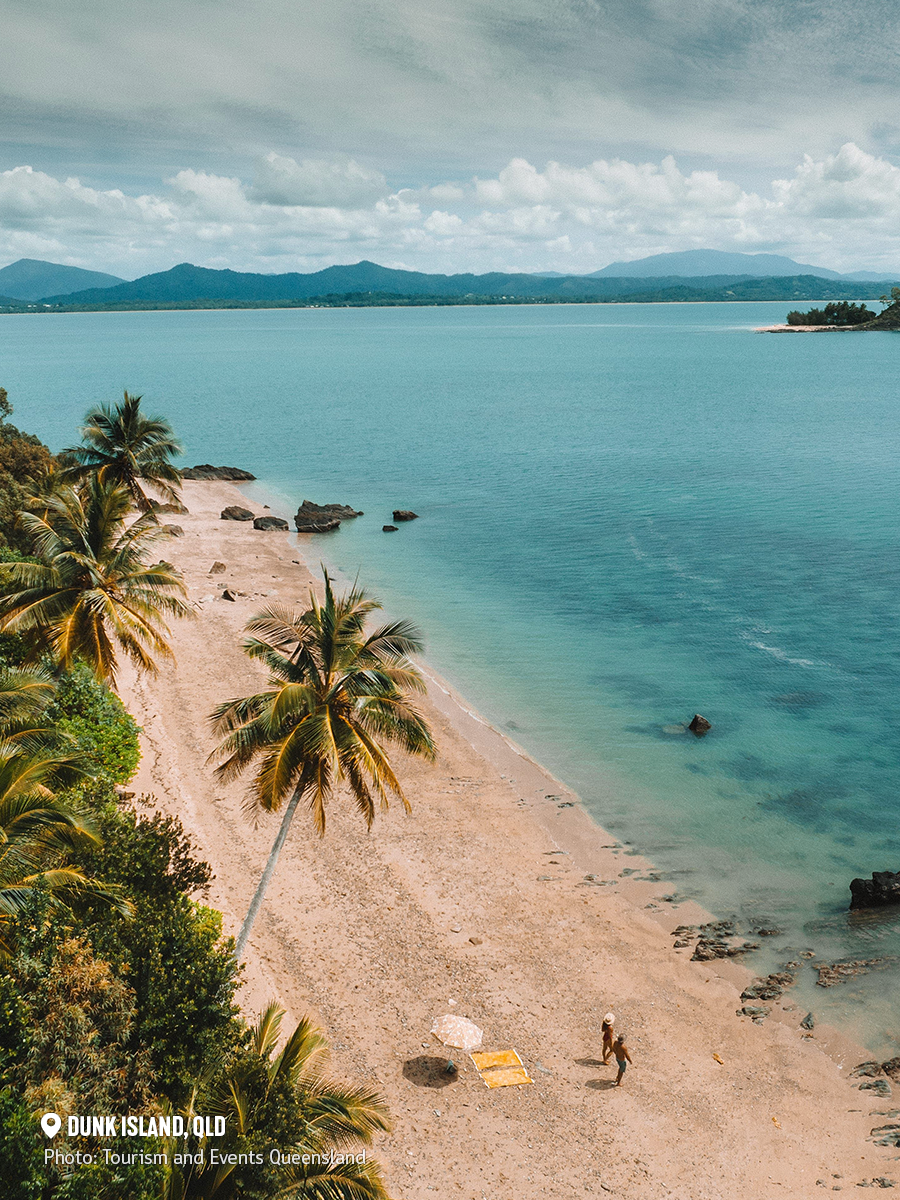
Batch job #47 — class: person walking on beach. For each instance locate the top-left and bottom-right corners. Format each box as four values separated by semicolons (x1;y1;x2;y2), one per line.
601;1012;616;1064
613;1032;632;1086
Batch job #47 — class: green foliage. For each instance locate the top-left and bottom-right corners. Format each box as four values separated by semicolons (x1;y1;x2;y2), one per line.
786;300;875;326
76;798;240;1105
48;665;141;783
0;1086;45;1200
0;390;54;553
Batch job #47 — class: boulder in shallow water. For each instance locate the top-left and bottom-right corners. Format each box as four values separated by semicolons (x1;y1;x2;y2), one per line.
295;516;341;533
383;525;398;532
392;510;418;521
182;464;256;481
296;500;362;520
253;516;289;531
688;713;712;735
850;870;900;910
221;506;254;521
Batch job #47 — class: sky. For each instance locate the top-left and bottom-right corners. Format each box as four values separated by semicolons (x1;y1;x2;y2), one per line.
3;0;900;278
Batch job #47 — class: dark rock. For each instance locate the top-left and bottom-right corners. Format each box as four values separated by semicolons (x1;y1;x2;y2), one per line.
295;516;341;533
148;499;188;515
688;713;712;735
469;937;483;945
221;506;254;521
383;525;398;532
162;524;184;537
692;940;730;961
181;464;256;481
752;927;782;937
741;977;785;1002
851;1062;885;1078
673;939;691;948
740;1005;770;1019
296;500;363;521
800;1012;815;1030
860;1080;893;1098
253;516;289;531
883;1058;900;1082
850;870;900;910
209;562;226;575
222;589;237;602
816;958;887;987
393;510;419;521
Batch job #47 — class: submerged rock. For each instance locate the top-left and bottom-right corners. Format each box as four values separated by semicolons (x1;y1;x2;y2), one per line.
221;506;254;521
850;870;900;910
816;958;888;987
181;464;256;480
253;516;289;531
688;713;712;736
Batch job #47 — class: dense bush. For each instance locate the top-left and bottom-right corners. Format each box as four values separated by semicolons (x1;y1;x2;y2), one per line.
0;389;55;553
786;300;875;326
48;665;141;783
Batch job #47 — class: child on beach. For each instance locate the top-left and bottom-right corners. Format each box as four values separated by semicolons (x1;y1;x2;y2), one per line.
613;1033;632;1086
601;1012;616;1064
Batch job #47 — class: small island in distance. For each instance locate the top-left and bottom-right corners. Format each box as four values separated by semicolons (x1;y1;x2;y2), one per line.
768;289;900;332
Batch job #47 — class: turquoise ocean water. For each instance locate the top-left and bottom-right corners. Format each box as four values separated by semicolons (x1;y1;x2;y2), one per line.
2;301;899;1052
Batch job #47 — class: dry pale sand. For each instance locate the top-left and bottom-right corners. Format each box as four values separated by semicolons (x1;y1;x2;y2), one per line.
117;480;897;1200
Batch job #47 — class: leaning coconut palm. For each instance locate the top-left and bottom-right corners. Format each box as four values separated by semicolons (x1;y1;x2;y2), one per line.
210;571;435;958
61;390;183;511
0;478;191;686
161;1003;391;1200
0;749;132;956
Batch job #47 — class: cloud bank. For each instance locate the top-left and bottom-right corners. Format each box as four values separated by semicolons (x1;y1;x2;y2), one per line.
2;144;900;279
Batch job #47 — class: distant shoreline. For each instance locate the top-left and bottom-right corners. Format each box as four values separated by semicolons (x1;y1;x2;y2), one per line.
0;295;879;316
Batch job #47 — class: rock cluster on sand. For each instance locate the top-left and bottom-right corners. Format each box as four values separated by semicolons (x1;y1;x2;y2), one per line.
182;465;257;480
221;506;254;521
850;869;900;910
162;524;184;537
294;500;363;533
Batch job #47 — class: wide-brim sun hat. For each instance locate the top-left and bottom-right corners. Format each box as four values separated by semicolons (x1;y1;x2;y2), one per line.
604;1012;615;1024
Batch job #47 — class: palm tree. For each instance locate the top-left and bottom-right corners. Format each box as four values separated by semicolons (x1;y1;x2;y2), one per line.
61;390;183;511
0;478;191;685
0;752;132;956
210;572;435;958
161;1003;392;1200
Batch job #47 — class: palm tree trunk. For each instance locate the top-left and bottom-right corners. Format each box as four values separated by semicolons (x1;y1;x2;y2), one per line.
234;784;303;960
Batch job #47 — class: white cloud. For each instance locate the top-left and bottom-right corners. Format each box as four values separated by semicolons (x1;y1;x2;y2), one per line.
2;144;900;279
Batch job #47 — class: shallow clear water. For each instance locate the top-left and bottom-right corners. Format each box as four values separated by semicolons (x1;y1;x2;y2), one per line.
3;302;899;1052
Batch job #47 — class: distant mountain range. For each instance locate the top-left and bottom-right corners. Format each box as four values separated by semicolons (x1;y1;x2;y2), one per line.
0;252;897;312
0;258;125;300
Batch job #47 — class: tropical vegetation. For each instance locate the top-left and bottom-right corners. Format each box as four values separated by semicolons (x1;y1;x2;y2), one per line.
0;391;397;1199
210;572;435;956
60;391;184;511
0;477;191;684
786;300;876;326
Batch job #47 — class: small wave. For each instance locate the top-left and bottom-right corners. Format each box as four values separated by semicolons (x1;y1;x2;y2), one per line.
744;638;826;669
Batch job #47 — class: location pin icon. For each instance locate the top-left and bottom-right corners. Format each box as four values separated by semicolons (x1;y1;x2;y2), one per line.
41;1113;62;1138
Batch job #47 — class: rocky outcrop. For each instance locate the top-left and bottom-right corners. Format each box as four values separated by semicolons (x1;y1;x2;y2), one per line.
294;500;361;533
221;506;255;521
688;713;711;735
253;516;289;531
181;465;256;480
162;524;184;537
815;958;889;987
392;510;418;521
850;870;900;909
148;500;188;515
383;525;398;532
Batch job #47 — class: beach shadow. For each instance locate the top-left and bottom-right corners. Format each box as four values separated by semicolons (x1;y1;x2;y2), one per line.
585;1078;620;1091
574;1058;606;1068
402;1056;457;1088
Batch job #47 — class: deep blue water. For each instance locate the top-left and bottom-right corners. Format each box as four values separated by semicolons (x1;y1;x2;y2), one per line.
2;302;899;1051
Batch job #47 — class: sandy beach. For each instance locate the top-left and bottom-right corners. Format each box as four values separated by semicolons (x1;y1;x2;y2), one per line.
116;480;897;1199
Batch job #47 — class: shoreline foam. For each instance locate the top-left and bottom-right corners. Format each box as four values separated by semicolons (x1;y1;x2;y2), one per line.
116;479;897;1198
